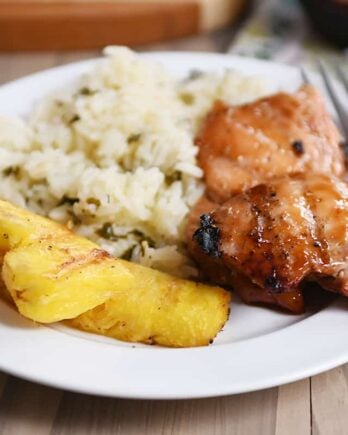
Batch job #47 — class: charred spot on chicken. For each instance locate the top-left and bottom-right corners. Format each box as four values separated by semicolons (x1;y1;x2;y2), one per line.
193;214;221;258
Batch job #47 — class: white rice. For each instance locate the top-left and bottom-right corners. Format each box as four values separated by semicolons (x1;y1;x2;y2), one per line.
0;47;273;277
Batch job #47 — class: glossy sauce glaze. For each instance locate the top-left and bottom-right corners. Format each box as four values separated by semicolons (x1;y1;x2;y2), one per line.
188;174;348;313
188;85;347;313
196;85;344;203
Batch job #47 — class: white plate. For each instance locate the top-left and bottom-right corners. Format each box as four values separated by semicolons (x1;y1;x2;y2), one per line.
0;52;348;400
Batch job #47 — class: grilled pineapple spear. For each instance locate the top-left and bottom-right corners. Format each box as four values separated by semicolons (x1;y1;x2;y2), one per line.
69;262;230;347
0;200;132;323
0;199;230;347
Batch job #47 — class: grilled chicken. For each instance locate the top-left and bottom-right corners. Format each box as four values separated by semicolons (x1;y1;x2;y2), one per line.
189;174;348;313
187;196;305;313
188;85;346;312
197;85;344;203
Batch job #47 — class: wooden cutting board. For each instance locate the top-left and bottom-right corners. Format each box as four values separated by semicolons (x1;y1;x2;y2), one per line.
0;0;246;51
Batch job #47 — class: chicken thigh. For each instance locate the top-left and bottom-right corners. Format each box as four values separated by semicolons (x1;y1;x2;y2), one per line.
189;174;348;312
197;85;344;203
187;196;305;313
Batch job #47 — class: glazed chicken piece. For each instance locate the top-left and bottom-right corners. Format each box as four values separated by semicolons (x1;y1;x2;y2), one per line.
187;196;305;313
190;174;348;313
197;85;344;203
189;85;346;312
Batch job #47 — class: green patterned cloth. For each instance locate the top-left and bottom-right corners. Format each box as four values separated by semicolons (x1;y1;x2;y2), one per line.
228;0;348;69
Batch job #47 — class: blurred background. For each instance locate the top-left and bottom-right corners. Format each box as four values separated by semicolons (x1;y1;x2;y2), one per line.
0;0;347;66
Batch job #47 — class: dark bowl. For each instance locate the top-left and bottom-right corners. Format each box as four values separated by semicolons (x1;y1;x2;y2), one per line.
299;0;348;47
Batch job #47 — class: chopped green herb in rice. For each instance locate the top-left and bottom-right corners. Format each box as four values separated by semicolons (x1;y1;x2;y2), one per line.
0;47;272;277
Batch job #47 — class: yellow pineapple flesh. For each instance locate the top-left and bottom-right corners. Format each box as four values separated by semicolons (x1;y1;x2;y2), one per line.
69;261;231;347
0;199;231;347
0;199;132;322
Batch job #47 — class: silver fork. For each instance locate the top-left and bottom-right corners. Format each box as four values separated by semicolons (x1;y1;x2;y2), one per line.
301;62;348;156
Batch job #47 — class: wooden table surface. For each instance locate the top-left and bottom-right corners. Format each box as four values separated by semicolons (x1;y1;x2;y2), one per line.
0;30;348;435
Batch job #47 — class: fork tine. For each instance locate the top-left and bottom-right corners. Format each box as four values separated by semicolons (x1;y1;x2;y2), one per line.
300;67;310;85
336;65;348;94
317;59;348;141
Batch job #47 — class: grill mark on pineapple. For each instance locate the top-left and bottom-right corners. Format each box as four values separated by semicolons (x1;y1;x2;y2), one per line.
14;289;30;302
145;336;156;345
56;248;112;277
